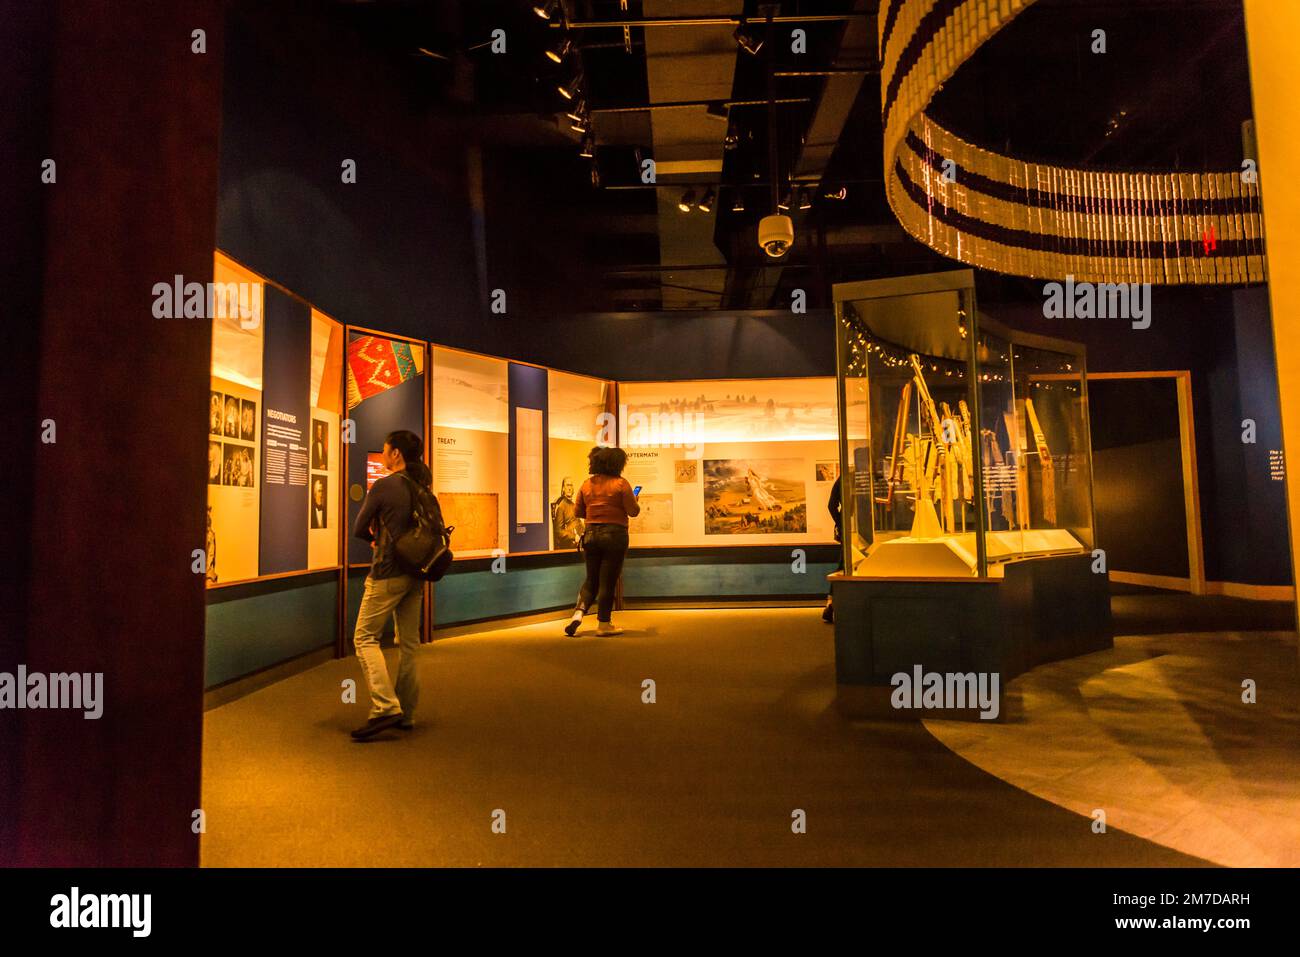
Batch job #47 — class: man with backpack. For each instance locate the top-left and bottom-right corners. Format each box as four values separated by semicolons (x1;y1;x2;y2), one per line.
349;429;439;740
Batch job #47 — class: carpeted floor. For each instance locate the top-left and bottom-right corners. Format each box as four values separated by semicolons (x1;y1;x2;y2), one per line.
201;607;1211;867
926;629;1300;866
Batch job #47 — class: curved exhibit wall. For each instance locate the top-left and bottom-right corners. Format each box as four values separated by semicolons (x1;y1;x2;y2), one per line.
203;254;842;691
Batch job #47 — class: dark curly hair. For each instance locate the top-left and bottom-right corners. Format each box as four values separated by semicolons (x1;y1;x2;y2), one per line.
588;445;627;477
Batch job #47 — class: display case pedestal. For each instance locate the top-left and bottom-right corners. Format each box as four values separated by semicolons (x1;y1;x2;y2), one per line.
829;553;1111;721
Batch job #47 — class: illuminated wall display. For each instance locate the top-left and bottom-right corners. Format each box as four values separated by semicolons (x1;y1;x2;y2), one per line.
207;253;265;585
618;377;840;548
431;347;510;559
208;255;843;591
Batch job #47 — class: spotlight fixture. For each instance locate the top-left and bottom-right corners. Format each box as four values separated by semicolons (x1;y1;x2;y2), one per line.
731;194;745;213
570;112;590;133
557;68;584;100
590;159;601;188
777;192;791;212
546;37;573;64
734;20;763;56
533;1;559;20
797;187;812;210
564;98;587;123
723;124;739;151
697;188;716;213
579;133;595;159
678;189;697;213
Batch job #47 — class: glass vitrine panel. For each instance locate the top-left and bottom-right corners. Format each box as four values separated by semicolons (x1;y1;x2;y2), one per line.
834;272;1093;578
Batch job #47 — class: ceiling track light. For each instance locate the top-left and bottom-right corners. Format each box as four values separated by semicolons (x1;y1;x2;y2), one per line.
570;115;590;133
797;187;812;210
734;20;763;56
678;189;697;212
533;1;559;20
579;133;595;158
697;188;715;213
731;194;745;213
546;37;574;64
723;124;739;151
564;98;587;122
557;68;584;100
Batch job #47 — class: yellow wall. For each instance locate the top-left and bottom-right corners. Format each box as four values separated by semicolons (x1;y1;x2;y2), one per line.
1243;1;1300;633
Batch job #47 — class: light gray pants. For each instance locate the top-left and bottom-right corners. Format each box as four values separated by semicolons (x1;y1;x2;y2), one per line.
352;574;423;719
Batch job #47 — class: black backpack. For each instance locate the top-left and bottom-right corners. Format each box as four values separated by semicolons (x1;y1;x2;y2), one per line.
386;473;455;581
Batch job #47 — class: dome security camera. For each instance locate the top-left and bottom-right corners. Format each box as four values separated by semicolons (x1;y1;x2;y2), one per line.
758;213;794;258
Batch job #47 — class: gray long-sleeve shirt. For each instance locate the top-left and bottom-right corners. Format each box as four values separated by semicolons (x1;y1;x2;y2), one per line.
353;471;416;579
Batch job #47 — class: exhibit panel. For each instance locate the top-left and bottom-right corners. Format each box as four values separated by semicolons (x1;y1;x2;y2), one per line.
547;369;613;551
258;287;313;576
834;274;1094;579
307;309;344;570
207;253;348;586
508;363;549;553
619;377;840;548
208;253;266;585
430;346;509;559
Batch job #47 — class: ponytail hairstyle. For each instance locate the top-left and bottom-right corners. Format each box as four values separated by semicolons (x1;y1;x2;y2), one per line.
385;429;432;488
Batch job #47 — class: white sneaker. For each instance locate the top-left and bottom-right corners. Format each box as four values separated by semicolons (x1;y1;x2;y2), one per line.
596;621;623;636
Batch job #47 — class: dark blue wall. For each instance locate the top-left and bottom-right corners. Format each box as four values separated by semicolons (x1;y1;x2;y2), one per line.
216;8;480;347
983;285;1291;587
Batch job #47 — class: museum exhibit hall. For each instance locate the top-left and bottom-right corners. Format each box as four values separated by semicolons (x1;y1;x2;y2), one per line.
3;0;1300;928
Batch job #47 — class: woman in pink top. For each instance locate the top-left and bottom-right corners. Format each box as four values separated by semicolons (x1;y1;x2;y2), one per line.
564;446;640;636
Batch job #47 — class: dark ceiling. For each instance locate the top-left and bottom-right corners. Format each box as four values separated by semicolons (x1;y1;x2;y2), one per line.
326;0;1257;314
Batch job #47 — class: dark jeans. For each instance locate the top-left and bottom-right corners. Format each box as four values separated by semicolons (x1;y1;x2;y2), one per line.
576;523;629;622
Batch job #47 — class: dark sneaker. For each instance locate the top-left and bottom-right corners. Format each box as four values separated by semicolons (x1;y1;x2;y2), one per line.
564;615;582;637
398;715;414;730
822;603;834;623
351;713;403;739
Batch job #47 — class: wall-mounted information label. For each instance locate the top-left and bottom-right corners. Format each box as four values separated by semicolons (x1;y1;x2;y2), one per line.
265;411;307;487
258;287;311;575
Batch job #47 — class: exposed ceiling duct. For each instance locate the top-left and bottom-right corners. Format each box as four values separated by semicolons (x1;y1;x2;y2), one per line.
642;0;741;309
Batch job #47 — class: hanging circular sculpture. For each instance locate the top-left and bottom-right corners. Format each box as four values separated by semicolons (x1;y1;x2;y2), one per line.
880;0;1266;284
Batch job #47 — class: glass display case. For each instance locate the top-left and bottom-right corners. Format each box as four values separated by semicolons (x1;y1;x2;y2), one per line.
834;270;1094;578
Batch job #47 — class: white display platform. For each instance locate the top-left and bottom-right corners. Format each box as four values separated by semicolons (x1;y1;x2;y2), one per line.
854;529;1083;578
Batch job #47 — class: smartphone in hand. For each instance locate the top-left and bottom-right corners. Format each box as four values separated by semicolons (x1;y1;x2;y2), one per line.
633;485;642;497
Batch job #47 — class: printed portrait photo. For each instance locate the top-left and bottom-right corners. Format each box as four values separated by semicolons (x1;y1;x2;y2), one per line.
223;444;256;488
209;391;224;436
240;399;257;442
224;395;241;438
208;441;222;485
311;419;328;471
310;475;328;529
